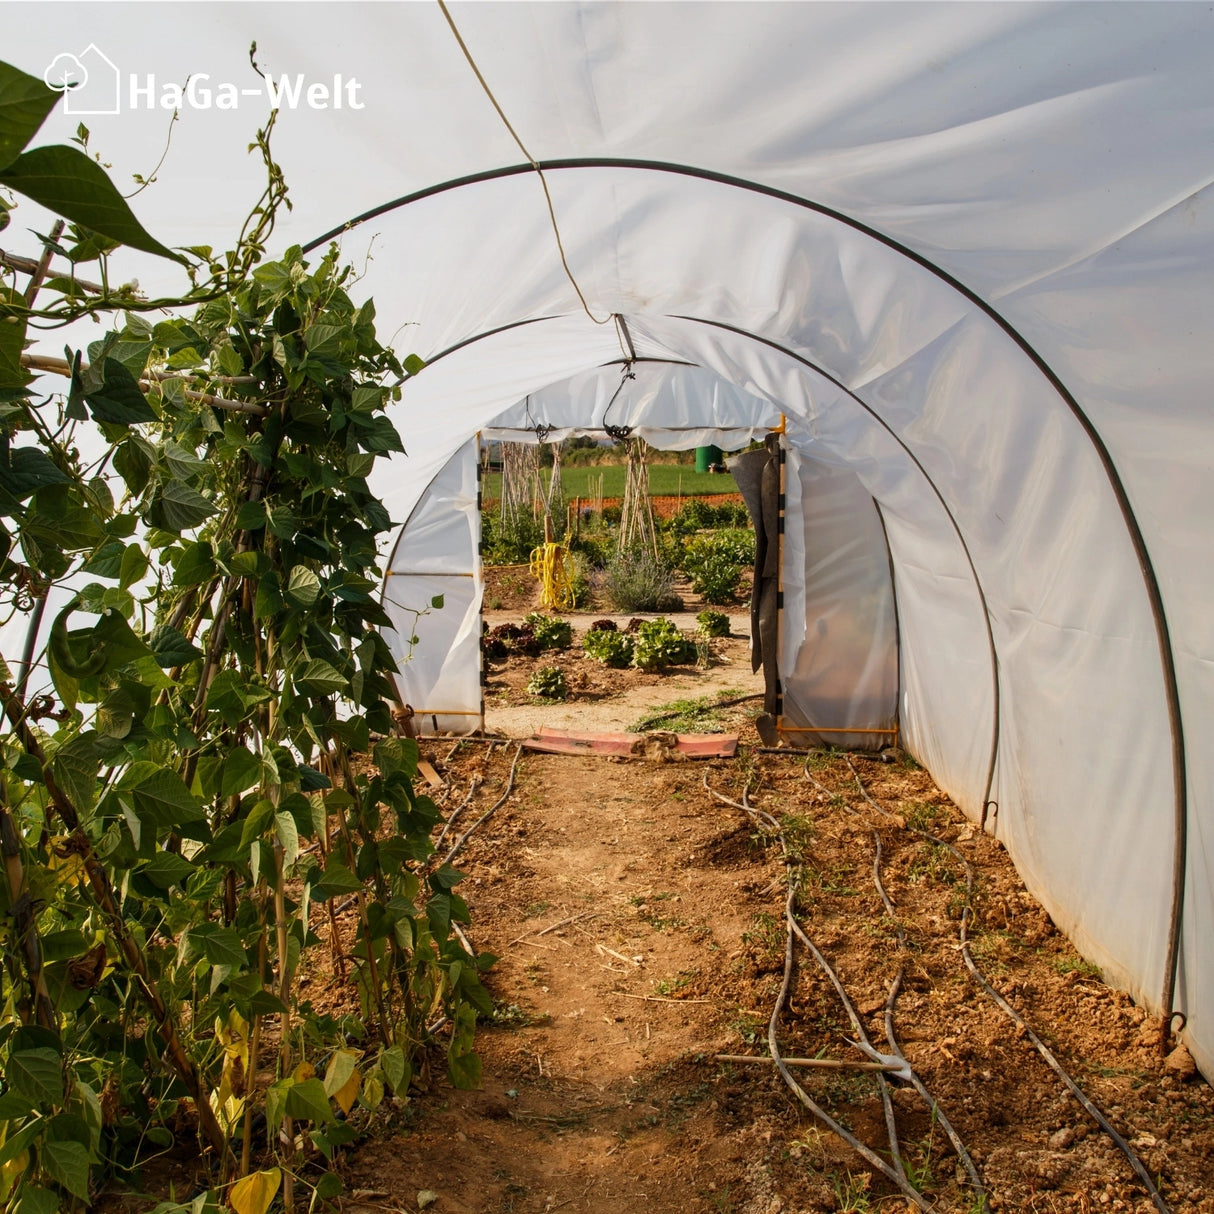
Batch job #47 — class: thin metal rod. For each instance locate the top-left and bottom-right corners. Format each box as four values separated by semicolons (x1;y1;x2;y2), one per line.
778;725;900;736
872;500;903;748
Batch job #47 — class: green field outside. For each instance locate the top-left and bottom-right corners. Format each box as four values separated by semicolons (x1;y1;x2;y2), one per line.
483;464;737;500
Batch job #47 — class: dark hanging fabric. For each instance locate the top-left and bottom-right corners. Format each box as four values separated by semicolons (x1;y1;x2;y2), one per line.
728;436;781;717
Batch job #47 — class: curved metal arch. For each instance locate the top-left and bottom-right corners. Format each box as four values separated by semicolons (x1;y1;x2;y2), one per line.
331;158;1186;1026
671;314;1002;821
388;309;1002;816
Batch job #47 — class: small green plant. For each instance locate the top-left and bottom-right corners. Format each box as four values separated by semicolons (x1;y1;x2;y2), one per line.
605;548;682;612
527;665;567;700
630;693;727;732
632;617;697;670
1054;956;1103;979
728;1010;765;1045
904;1115;937;1193
810;864;860;896
742;911;785;969
780;812;815;860
522;612;573;650
904;801;946;832
483;505;546;564
491;1003;541;1029
682;529;755;604
583;628;635;667
696;609;731;637
832;1172;874;1213
907;840;963;886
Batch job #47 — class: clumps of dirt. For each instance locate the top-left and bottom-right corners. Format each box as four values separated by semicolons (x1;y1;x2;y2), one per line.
483;565;543;612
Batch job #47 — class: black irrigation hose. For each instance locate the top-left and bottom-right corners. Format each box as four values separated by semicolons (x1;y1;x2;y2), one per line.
702;771;930;1209
844;758;1171;1214
740;785;910;1192
770;880;932;1212
805;754;987;1202
438;743;524;869
870;830;987;1201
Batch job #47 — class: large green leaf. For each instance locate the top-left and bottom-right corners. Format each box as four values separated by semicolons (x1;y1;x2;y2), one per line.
40;1139;91;1199
220;746;262;798
310;860;362;899
193;925;246;970
0;446;71;500
147;622;203;667
81;539;126;578
0;1090;34;1119
125;765;205;826
284;1078;333;1125
148;479;216;533
0;61;59;170
379;1045;409;1096
84;359;156;426
294;659;346;696
7;1046;64;1106
11;1185;59;1214
274;811;299;870
0;1118;42;1170
50;732;100;815
138;851;196;890
0;144;182;261
284;565;320;609
447;1004;482;1091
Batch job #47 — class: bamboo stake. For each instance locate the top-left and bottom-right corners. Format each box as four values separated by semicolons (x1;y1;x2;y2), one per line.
19;353;267;415
22;221;67;307
2;245;105;295
273;835;295;1212
241;905;268;1177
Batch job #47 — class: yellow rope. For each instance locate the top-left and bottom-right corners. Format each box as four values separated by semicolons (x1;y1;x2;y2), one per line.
529;541;578;611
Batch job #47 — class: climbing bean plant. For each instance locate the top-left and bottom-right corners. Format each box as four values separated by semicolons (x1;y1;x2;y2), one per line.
0;59;490;1213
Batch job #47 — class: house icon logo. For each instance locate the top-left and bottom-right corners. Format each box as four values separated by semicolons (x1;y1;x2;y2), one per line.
44;45;121;115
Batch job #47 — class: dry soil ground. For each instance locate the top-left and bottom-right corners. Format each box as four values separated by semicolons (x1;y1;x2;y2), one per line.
331;603;1214;1214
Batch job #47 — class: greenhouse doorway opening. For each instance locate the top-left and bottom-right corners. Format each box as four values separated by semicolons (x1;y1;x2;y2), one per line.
381;360;901;752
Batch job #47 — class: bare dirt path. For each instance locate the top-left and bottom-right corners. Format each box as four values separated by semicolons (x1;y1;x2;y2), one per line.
341;683;1214;1214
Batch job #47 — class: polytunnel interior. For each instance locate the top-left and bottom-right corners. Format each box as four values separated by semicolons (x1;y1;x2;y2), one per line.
315;161;1198;1075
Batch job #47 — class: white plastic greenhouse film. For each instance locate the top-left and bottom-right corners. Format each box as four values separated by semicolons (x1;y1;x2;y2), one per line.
382;437;482;735
780;451;898;750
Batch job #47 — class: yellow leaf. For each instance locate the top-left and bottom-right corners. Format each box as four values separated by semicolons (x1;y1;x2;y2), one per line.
333;1068;361;1114
218;1008;250;1057
46;840;85;887
212;1008;252;1131
361;1074;385;1111
292;1060;315;1083
229;1167;281;1214
322;1047;361;1099
0;1150;30;1204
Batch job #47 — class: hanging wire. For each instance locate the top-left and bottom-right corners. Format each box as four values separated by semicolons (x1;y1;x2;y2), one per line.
523;394;553;443
602;361;636;441
437;0;612;327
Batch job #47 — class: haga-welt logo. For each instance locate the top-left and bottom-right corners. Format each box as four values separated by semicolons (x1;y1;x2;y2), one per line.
44;45;364;114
